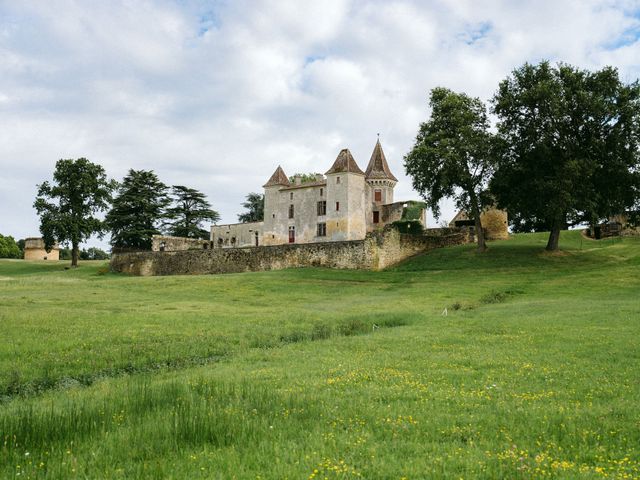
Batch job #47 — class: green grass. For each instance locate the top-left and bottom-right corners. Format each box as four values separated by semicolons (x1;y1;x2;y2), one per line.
0;231;639;479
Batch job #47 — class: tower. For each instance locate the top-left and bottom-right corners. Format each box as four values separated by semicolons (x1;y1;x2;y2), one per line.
324;149;366;241
262;165;290;245
364;139;397;229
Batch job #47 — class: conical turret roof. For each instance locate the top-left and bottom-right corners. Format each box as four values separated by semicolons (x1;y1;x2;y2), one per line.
263;165;290;187
365;139;397;182
325;149;364;175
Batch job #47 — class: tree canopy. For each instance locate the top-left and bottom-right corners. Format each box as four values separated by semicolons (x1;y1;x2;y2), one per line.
106;169;170;250
405;87;495;251
237;192;264;223
0;234;22;259
34;158;116;266
164;186;220;239
491;61;640;250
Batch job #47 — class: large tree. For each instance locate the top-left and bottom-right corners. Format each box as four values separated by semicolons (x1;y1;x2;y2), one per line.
164;186;220;239
34;158;115;267
492;61;640;250
237;192;264;223
106;169;170;251
405;87;495;252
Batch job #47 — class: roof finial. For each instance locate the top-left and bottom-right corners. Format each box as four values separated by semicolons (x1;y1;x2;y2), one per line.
377;132;380;140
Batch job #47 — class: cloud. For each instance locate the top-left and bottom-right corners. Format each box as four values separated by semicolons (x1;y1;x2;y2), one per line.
0;0;639;244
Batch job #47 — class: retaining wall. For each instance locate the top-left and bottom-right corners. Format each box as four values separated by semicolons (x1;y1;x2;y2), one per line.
110;228;469;276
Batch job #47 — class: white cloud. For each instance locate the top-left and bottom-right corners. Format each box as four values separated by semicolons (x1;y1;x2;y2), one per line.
0;0;638;245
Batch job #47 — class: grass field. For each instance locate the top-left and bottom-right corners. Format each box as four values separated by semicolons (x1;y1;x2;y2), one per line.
0;231;639;479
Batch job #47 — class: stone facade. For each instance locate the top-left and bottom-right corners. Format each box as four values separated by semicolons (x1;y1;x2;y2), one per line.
112;228;469;276
210;140;426;249
449;208;509;241
23;237;60;261
151;235;213;251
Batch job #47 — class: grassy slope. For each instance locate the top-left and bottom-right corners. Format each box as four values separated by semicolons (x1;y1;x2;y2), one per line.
0;231;639;479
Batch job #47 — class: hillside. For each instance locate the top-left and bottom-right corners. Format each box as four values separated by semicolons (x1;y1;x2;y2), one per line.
1;231;639;479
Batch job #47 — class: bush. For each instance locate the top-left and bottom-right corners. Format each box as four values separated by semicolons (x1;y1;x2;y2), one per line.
0;234;21;259
391;220;424;234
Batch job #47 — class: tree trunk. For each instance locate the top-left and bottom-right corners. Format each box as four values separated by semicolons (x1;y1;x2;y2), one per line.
71;242;79;267
545;218;562;251
469;195;487;253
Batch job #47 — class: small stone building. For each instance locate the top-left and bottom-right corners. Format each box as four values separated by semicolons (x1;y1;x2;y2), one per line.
23;237;60;260
449;208;509;241
211;140;426;248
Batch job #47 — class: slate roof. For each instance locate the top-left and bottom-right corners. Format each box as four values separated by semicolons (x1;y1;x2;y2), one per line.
263;165;291;187
325;149;365;175
365;139;398;182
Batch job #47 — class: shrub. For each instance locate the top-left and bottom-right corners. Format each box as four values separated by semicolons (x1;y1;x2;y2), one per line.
391;220;424;234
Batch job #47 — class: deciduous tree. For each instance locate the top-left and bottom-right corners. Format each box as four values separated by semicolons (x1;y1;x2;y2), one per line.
0;234;21;259
237;192;264;223
405;87;495;252
491;61;640;250
34;158;115;267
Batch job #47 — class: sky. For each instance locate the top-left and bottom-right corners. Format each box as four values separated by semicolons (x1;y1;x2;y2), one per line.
1;0;639;248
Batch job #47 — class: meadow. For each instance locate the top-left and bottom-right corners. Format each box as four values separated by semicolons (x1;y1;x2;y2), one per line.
0;230;639;479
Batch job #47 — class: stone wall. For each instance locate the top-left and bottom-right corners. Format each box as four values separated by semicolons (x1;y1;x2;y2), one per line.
112;228;469;276
151;235;212;252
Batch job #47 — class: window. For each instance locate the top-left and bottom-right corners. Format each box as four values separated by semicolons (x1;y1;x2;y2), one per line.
231;237;236;245
255;231;259;247
290;192;294;200
288;204;294;219
336;201;340;211
374;189;382;202
336;176;341;184
288;226;295;243
320;188;323;197
317;223;326;237
373;211;380;224
317;200;326;216
159;241;166;252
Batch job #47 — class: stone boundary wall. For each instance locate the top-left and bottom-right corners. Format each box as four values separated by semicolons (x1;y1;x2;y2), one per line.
151;235;212;251
111;228;469;276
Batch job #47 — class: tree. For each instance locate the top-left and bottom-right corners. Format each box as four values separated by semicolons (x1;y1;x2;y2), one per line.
164;186;220;239
0;234;21;258
106;169;170;251
404;87;495;252
237;192;264;223
492;61;640;250
79;247;110;260
34;158;116;267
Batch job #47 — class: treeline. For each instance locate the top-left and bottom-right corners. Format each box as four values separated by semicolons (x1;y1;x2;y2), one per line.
0;235;110;260
33;162;220;267
405;60;640;251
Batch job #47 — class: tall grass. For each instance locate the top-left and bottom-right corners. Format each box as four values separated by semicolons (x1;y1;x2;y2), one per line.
0;231;639;478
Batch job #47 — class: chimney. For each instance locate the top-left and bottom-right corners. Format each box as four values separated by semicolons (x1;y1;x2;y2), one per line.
315;173;324;182
294;174;302;185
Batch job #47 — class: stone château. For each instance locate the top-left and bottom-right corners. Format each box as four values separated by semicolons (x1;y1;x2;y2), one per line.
211;140;425;248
